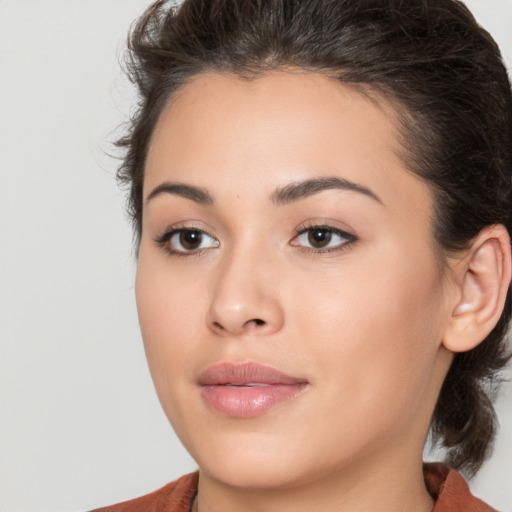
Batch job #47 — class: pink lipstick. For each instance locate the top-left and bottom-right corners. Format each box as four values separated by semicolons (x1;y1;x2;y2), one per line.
198;362;308;417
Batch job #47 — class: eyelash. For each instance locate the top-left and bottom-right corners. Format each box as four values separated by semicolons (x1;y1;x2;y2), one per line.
154;225;218;258
291;222;358;255
154;223;358;257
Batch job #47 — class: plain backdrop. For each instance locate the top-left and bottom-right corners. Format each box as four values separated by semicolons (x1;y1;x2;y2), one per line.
1;1;511;511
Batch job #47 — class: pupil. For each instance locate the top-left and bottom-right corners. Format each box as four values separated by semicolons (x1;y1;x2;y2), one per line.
180;230;202;249
308;229;331;247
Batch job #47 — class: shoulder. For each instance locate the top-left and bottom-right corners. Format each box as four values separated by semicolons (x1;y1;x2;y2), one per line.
424;463;497;512
89;472;198;512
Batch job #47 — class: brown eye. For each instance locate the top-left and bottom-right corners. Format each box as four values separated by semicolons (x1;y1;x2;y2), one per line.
307;229;332;248
160;228;220;254
179;230;203;250
292;225;356;252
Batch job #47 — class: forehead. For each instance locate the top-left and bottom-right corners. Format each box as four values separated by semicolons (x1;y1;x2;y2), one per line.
149;71;400;161
145;70;428;211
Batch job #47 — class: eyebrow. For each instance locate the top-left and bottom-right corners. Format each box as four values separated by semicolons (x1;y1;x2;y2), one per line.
146;182;214;205
145;176;383;207
271;176;383;206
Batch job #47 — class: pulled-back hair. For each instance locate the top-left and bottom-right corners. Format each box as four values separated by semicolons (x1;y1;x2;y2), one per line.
117;0;512;475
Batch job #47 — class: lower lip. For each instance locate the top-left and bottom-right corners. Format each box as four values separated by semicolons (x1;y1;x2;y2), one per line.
201;383;308;417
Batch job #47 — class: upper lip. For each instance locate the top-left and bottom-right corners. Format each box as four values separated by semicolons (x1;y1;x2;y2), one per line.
198;362;307;386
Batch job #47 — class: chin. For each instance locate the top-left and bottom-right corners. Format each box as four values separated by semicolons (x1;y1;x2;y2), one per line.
199;455;311;490
182;425;337;491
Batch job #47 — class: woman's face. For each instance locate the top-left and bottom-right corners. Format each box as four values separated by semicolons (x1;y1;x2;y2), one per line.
136;71;453;488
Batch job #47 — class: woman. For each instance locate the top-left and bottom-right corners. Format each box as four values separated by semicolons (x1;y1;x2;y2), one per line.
93;0;512;510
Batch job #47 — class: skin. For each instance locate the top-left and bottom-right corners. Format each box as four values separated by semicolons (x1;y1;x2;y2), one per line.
136;71;468;512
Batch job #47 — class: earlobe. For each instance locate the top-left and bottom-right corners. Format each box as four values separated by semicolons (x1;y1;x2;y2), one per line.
443;225;511;353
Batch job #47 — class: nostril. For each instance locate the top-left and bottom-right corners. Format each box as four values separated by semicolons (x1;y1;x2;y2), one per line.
248;318;265;327
209;317;270;335
213;321;225;331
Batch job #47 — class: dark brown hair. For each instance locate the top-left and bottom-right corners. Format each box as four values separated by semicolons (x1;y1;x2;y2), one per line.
117;0;512;475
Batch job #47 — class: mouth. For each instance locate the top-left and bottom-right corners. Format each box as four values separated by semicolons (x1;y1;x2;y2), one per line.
198;362;309;418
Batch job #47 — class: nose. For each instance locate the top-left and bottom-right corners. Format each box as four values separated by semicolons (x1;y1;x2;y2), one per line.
206;248;285;337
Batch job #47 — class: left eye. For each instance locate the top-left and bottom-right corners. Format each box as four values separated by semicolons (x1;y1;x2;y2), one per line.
292;227;355;250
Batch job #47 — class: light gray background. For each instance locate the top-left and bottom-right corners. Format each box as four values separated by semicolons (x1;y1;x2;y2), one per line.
0;1;511;511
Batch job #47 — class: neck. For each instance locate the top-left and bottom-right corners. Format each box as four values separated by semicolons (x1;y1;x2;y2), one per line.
194;449;434;512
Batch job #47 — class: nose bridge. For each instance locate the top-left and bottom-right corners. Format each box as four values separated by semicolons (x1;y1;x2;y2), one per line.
207;236;284;336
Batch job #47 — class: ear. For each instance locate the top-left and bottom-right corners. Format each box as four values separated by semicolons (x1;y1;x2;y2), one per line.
443;225;511;353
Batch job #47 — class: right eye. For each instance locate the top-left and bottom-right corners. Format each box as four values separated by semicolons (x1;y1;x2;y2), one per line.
156;228;220;255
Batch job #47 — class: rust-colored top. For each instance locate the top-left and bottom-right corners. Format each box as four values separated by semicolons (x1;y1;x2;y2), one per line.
425;463;496;512
91;463;496;512
91;472;198;512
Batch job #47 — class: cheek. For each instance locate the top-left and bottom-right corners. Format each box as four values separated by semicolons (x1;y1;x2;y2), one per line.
291;246;445;420
135;257;217;442
135;256;205;391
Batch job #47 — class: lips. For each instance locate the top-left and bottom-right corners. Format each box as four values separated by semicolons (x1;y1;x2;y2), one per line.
198;362;309;417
